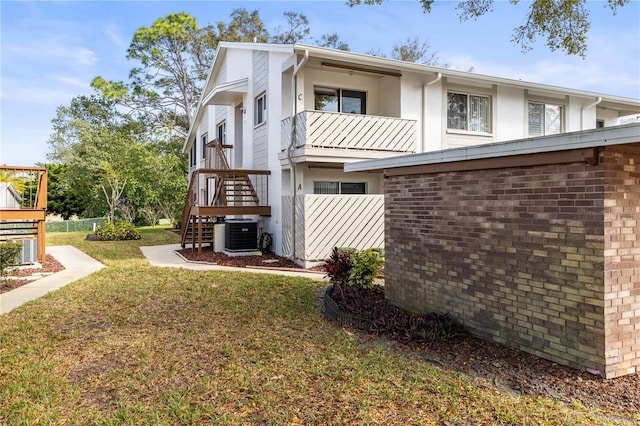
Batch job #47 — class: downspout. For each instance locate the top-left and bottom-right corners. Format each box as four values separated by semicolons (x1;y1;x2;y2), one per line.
285;49;308;260
421;72;441;153
581;96;602;129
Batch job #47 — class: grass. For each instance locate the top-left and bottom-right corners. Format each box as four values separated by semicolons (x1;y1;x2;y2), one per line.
0;228;635;425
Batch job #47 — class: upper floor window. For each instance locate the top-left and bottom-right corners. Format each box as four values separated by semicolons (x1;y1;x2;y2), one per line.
217;121;226;144
314;87;367;115
596;119;605;129
189;139;197;167
528;102;563;136
201;133;208;159
447;92;491;133
255;93;267;126
314;181;367;195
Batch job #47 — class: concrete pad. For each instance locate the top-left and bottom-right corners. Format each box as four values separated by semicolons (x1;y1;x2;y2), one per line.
141;244;326;281
1;246;105;314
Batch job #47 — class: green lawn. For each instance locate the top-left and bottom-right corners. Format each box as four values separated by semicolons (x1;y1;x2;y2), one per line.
0;228;633;424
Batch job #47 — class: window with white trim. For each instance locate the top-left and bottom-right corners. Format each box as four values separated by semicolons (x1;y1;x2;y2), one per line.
528;102;563;136
314;87;367;115
201;133;208;159
447;91;491;133
189;139;197;167
314;181;367;195
217;121;226;144
255;93;267;125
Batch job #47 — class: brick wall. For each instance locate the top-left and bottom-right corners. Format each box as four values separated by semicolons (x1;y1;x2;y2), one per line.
384;147;640;378
603;150;640;377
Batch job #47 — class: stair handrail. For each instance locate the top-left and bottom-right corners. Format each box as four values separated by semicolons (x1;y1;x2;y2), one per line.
180;171;199;246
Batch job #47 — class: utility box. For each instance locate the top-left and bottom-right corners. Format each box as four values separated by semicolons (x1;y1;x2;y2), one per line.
225;219;257;252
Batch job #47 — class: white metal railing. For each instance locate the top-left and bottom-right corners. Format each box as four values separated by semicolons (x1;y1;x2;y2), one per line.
282;194;384;265
281;110;416;153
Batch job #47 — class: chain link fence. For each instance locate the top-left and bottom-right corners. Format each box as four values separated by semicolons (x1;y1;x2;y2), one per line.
46;217;108;233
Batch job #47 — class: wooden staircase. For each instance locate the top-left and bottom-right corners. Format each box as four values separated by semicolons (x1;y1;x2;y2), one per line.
180;140;270;252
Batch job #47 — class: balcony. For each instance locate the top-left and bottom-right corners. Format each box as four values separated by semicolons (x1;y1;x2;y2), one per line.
280;110;417;164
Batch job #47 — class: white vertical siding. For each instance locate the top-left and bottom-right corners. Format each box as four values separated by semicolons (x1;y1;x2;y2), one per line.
252;50;269;170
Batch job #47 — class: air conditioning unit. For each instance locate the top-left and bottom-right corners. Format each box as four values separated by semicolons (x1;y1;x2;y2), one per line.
225;219;257;252
20;239;38;265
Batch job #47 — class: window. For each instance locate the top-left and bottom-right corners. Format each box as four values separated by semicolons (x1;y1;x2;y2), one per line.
528;102;563;136
447;92;490;133
189;139;197;167
217;121;226;144
255;93;267;125
314;87;366;114
314;181;367;194
596;119;605;129
201;133;208;159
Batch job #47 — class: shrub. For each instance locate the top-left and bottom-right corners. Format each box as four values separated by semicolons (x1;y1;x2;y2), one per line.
95;220;141;241
0;242;23;278
349;248;384;290
322;247;354;289
323;247;384;290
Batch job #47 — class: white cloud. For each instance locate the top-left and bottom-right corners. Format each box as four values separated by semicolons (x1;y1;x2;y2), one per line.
6;37;97;67
104;23;127;50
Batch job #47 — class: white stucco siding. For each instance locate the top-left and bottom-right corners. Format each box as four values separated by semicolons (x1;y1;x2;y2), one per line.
301;68;383;116
398;73;426;152
301;167;384;195
495;85;525;142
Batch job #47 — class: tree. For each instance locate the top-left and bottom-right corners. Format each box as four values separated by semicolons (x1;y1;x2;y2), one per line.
270;11;311;44
92;12;218;138
367;36;451;67
316;33;350;51
346;0;630;57
47;94;160;221
391;37;440;65
42;163;87;220
215;8;269;43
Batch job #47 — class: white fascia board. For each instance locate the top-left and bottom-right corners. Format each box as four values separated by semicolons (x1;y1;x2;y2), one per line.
345;123;640;173
293;43;640;106
202;78;249;106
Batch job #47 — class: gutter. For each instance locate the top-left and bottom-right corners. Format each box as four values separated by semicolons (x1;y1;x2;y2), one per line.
285;49;309;260
581;96;602;128
421;72;442;152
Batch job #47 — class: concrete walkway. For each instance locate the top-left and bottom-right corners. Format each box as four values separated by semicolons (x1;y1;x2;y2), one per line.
140;244;326;280
0;246;105;314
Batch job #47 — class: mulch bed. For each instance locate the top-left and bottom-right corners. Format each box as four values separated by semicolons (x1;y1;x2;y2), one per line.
0;255;65;294
323;285;639;417
176;246;323;272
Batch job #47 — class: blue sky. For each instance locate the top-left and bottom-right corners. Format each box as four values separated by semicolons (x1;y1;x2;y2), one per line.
1;0;639;167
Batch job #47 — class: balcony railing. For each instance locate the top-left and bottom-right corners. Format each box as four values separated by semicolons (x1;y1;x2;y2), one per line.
281;110;417;153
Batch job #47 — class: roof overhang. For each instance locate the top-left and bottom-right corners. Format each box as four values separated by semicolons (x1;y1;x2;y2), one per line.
345;123;640;173
202;78;248;106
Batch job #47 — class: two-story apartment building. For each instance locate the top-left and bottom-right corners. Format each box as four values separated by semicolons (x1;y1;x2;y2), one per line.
182;42;640;267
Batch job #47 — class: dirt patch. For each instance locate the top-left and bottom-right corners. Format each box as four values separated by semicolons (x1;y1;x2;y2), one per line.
1;255;65;294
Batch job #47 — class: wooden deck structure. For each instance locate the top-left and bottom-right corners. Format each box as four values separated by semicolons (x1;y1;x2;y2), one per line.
180;140;270;252
0;166;47;263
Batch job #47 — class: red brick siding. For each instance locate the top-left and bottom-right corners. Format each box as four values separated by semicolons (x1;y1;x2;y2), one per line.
384;148;639;377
